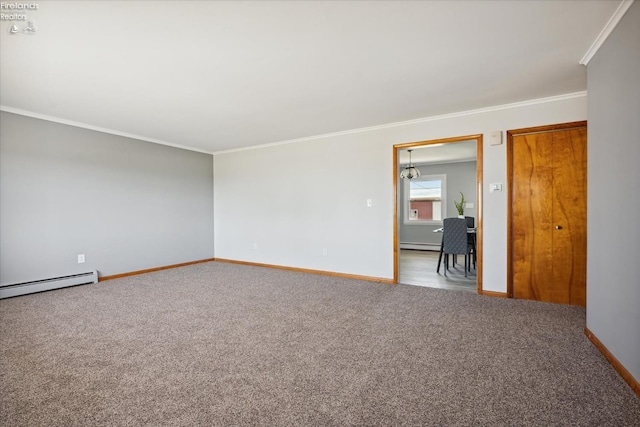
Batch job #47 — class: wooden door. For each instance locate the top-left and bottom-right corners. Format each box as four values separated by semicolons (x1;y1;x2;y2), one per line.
508;123;587;306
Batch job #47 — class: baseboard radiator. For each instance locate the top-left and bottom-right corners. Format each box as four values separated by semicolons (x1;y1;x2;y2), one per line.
400;242;441;251
0;270;98;299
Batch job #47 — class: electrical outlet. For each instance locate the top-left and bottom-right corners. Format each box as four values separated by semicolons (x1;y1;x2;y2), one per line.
322;248;328;256
253;242;258;250
77;254;86;264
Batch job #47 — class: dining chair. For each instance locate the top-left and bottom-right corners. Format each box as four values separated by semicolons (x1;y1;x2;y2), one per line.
465;216;475;228
451;216;476;269
441;217;473;277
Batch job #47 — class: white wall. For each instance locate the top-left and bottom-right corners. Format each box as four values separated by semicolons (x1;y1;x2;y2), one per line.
586;2;640;382
214;94;587;291
0;112;214;284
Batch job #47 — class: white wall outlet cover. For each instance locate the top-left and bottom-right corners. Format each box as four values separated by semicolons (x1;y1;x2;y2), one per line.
77;254;86;263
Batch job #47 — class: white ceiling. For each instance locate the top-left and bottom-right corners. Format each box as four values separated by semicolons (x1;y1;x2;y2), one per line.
0;1;622;154
399;140;477;166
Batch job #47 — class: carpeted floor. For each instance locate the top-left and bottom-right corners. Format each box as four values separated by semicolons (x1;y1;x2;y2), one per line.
1;261;639;426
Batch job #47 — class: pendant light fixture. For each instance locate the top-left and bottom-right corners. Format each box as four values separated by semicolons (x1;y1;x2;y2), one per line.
400;149;421;180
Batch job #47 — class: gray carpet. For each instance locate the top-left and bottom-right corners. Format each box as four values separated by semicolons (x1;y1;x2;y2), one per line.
1;261;638;426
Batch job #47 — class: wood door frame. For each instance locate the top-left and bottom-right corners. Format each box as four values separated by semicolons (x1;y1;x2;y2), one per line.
506;121;587;298
393;134;484;293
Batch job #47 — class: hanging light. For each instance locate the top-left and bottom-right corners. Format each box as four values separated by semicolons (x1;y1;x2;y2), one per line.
400;149;421;180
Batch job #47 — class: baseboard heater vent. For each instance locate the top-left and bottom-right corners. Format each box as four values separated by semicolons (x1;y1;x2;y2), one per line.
0;270;98;299
400;242;441;251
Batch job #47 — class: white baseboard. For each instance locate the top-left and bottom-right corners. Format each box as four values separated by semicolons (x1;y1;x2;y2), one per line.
400;242;441;251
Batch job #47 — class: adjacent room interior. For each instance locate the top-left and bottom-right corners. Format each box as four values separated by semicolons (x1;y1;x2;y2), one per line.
397;139;479;293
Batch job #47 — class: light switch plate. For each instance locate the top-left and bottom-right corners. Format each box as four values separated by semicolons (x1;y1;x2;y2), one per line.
490;131;503;146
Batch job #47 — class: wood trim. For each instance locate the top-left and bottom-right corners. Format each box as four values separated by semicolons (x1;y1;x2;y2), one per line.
585;328;640;397
99;258;216;282
478;290;508;298
394;134;484;150
506;130;515;298
214;258;396;285
393;146;399;283
506;121;587;299
476;135;484;294
393;133;483;288
507;121;587;137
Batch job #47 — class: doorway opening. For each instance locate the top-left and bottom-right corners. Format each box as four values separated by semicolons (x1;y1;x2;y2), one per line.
393;134;483;293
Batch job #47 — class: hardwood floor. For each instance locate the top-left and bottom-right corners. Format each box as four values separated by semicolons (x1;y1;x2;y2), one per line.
399;249;477;293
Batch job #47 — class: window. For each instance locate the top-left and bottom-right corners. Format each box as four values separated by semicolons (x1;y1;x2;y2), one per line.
404;174;446;224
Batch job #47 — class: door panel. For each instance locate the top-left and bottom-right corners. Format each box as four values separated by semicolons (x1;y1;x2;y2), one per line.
551;128;587;305
509;123;587;306
512;133;554;301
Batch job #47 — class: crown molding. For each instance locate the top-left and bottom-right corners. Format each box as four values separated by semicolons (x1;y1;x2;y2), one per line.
2;91;587;157
0;106;214;155
213;91;587;155
580;0;635;66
